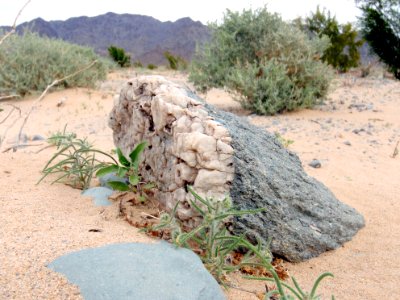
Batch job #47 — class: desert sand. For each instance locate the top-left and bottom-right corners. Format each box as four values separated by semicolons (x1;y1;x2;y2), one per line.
0;69;399;299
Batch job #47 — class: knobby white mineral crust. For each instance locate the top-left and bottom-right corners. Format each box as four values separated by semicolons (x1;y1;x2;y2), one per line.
109;76;234;224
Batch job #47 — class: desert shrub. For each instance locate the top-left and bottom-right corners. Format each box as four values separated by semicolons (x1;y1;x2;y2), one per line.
147;63;157;70
357;0;400;79
133;60;143;68
164;51;188;70
108;45;131;67
302;6;364;72
189;7;333;115
0;31;110;96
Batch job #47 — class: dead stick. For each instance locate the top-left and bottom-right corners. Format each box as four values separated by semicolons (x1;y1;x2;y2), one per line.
2;142;44;153
0;95;20;101
16;60;98;145
391;140;399;158
0;106;22;148
0;0;32;45
0;104;21;125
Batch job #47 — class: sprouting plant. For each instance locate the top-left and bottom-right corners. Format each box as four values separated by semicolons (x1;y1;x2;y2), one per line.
47;125;77;147
38;132;117;190
247;271;334;300
96;142;155;202
153;186;269;283
274;132;294;148
152;187;334;299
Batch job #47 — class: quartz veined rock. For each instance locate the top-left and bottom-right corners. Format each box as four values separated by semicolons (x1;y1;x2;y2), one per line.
109;76;365;262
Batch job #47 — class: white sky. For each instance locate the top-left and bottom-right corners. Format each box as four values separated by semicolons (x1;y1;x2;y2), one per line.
1;0;361;27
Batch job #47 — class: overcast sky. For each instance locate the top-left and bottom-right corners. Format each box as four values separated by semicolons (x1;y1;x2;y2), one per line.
1;0;361;26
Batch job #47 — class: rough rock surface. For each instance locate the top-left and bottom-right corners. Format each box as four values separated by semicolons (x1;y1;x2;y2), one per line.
48;242;225;300
109;76;365;262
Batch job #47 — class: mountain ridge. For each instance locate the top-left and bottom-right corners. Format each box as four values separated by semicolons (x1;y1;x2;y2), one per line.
2;12;211;65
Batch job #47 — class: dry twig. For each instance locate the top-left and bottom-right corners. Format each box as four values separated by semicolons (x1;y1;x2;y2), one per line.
0;105;22;148
0;104;21;125
391;140;399;158
0;95;20;101
0;0;32;45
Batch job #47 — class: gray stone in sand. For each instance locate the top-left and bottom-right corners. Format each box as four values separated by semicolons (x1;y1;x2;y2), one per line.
82;187;113;206
48;242;225;300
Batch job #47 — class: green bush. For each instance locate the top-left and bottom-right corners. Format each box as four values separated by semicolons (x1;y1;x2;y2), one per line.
0;32;109;96
108;45;131;67
302;6;364;72
357;0;400;79
164;51;188;70
189;7;333;115
147;63;157;70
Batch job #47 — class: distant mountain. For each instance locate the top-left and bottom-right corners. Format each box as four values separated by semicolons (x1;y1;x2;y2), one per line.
3;12;211;65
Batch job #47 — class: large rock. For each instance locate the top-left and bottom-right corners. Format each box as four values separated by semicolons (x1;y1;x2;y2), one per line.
48;242;225;300
109;76;365;262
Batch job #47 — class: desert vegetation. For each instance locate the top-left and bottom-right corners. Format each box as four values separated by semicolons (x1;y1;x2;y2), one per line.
357;0;400;79
295;6;364;73
189;7;333;115
1;1;400;299
0;32;110;97
108;45;131;67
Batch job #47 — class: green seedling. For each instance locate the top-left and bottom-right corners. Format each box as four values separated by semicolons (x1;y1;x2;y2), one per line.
96;142;155;202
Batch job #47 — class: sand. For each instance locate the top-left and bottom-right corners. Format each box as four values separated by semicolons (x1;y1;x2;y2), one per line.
0;70;399;299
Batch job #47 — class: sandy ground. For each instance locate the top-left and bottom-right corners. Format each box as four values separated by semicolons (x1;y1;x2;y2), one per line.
0;70;399;299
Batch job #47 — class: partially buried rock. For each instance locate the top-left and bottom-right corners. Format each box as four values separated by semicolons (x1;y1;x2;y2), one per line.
48;242;225;300
109;76;365;262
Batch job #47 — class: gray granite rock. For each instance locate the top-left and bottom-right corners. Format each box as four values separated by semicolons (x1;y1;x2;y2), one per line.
82;187;113;206
206;106;365;262
109;76;365;262
48;242;225;300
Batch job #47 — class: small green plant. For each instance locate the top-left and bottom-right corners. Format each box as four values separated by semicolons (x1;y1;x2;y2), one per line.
164;51;188;70
153;186;269;283
152;187;334;299
274;132;294;148
147;63;157;70
38;130;117;190
247;272;334;300
96;142;155;202
108;45;131;67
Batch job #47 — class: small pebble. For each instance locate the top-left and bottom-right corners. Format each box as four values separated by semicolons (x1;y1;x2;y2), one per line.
309;159;322;168
31;135;46;141
344;141;352;146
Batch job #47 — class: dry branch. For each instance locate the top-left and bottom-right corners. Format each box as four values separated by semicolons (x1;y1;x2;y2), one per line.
0;95;20;101
0;0;32;45
0;105;22;148
392;140;399;158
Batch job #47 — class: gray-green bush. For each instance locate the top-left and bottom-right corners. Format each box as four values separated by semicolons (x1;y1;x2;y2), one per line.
0;31;111;96
189;7;333;115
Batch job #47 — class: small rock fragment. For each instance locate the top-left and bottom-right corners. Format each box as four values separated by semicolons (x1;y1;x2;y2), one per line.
309;159;322;168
